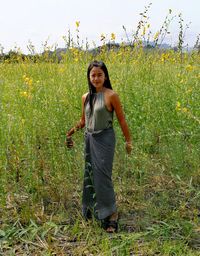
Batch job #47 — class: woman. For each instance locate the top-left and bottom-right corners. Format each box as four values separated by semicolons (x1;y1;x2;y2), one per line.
66;60;132;233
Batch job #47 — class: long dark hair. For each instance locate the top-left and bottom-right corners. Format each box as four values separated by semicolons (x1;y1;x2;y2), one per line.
85;60;112;114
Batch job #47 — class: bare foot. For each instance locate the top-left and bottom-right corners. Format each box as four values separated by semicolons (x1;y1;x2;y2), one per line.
106;212;118;233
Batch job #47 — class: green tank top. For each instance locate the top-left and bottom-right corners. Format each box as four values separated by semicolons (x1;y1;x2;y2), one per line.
85;92;113;132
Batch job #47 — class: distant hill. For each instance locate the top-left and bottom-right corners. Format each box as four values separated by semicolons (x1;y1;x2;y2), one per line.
44;42;174;60
0;42;196;63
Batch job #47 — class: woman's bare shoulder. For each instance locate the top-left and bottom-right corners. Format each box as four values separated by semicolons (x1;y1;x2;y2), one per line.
82;92;89;100
104;88;118;97
105;89;119;102
81;93;89;105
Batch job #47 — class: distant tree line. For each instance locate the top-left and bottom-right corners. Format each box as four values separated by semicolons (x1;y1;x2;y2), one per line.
0;42;199;63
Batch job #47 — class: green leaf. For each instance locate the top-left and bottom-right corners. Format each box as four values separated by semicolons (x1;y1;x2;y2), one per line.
0;230;6;237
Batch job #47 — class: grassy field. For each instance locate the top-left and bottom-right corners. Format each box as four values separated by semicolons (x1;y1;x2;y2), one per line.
0;46;200;255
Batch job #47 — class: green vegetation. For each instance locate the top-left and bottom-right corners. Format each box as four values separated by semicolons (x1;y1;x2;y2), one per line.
0;47;199;255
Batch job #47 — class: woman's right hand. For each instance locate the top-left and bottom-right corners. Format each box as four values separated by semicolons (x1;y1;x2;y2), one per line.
65;136;74;149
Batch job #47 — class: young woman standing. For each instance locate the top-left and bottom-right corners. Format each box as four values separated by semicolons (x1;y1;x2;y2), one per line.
66;60;132;232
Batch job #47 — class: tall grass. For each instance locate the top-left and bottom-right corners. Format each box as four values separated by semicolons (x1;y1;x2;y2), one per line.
0;11;200;255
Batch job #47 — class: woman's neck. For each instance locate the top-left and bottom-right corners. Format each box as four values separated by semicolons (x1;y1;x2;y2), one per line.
96;86;105;93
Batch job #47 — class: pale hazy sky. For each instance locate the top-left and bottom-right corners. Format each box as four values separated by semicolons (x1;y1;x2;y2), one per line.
0;0;199;53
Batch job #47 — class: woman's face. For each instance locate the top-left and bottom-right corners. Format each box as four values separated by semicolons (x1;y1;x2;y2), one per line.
89;67;106;91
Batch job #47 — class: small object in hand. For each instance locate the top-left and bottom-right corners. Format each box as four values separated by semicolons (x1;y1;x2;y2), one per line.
66;136;73;148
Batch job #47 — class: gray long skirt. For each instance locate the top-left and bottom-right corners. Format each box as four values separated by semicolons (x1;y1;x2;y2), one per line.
82;128;117;220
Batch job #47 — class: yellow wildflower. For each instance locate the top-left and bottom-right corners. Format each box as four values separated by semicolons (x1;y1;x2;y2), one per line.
182;107;188;113
20;90;32;99
23;75;33;87
161;53;169;62
153;31;159;40
59;68;65;73
141;27;146;36
100;33;106;41
28;79;33;86
75;21;80;28
185;64;193;71
176;101;181;111
20;91;28;97
111;33;116;41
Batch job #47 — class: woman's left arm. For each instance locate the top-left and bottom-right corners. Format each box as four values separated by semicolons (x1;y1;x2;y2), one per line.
111;93;132;154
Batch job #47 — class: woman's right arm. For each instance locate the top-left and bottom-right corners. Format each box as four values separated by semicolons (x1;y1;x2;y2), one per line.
65;94;87;148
